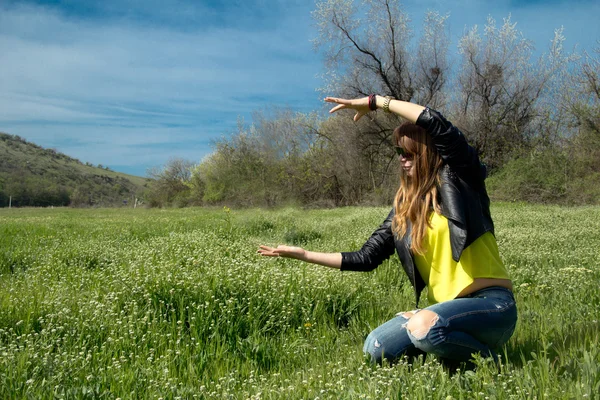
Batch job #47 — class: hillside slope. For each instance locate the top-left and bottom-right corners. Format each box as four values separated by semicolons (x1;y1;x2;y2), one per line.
0;133;151;207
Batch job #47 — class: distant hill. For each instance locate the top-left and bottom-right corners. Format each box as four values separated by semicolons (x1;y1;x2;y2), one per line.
0;133;152;207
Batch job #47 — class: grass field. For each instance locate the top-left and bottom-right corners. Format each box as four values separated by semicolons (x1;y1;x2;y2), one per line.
1;204;599;399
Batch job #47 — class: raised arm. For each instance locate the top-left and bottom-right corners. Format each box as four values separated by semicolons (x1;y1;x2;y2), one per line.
326;95;484;176
325;96;425;123
416;108;481;171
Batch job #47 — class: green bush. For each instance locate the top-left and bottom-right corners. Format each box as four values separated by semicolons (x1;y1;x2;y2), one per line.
564;172;600;205
487;150;569;203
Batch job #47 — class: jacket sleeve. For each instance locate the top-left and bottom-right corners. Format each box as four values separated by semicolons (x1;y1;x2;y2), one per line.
416;108;487;180
340;208;396;271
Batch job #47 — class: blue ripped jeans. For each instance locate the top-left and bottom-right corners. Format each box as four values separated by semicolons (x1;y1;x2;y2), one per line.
363;287;517;365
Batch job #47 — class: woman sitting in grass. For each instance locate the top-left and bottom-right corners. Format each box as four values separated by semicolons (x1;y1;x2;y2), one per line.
259;95;517;368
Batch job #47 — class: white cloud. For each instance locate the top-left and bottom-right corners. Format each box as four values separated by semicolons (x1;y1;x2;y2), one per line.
0;1;322;175
1;0;598;176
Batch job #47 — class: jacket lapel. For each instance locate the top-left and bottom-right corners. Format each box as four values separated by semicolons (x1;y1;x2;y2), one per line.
394;221;426;307
439;167;467;262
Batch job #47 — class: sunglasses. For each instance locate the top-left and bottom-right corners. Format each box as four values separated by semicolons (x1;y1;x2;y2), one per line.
394;146;414;159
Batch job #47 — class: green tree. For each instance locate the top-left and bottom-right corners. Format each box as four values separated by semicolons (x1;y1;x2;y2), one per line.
147;158;195;207
452;17;571;170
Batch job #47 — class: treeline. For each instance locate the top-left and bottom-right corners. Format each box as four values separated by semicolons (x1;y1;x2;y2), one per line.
148;2;599;208
0;171;143;208
0;133;148;207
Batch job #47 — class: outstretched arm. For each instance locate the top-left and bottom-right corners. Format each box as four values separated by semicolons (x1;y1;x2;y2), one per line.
259;209;395;272
324;96;425;123
325;96;482;173
258;245;342;269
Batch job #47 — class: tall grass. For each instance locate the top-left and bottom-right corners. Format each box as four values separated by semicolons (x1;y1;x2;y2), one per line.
0;204;598;399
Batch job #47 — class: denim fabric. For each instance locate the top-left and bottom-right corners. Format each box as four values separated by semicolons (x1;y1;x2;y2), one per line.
363;287;517;364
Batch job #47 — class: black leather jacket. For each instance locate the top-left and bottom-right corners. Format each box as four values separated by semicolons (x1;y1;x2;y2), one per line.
341;108;494;307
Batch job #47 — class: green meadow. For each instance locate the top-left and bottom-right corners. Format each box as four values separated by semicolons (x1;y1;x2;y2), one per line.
1;204;598;399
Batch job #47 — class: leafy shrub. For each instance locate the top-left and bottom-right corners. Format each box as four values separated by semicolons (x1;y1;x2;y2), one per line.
487;150;569;203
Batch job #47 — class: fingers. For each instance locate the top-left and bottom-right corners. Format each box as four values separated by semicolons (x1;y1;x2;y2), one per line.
354;111;366;122
329;104;346;114
257;245;279;257
325;97;349;114
325;96;370;120
258;244;303;260
258;245;293;257
324;96;348;104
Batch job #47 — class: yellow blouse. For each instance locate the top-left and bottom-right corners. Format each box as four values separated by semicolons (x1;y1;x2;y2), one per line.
414;212;509;304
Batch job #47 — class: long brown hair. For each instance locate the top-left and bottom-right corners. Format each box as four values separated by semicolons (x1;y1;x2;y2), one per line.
392;122;444;254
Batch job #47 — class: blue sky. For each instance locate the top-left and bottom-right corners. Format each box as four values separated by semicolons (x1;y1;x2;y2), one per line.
1;0;598;177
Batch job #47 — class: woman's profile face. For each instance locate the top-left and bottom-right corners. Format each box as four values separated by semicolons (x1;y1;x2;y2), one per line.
400;155;414;177
395;146;415;177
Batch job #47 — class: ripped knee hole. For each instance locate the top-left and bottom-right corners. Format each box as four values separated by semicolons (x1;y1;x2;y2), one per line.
406;310;439;340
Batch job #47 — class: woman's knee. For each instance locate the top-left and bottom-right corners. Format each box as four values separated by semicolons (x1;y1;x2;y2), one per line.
406;310;439;341
362;314;416;364
406;310;444;354
363;331;384;363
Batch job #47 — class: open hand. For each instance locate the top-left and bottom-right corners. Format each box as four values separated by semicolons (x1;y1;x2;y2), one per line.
258;245;306;260
325;96;371;122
